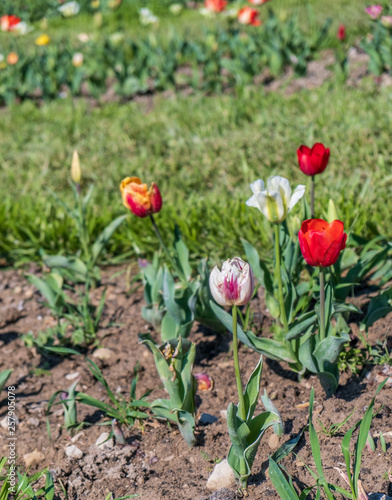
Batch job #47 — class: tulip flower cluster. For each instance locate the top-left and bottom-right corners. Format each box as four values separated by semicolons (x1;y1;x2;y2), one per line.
203;0;265;26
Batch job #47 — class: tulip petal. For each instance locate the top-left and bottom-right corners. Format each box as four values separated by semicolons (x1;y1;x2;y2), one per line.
288;184;306;213
246;194;261;209
256;191;284;223
250;179;265;195
299;230;317;267
209;266;227;306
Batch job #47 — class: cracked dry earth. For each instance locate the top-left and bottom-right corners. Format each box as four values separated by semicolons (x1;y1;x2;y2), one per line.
0;265;391;499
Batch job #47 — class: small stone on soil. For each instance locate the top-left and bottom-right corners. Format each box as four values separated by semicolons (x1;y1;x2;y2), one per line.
95;432;114;449
92;348;114;360
27;417;40;427
206;459;235;490
65;444;83;459
23;449;45;467
268;433;279;449
65;372;80;381
220;410;227;420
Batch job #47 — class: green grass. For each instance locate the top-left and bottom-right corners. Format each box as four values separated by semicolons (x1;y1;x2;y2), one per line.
1;74;392;265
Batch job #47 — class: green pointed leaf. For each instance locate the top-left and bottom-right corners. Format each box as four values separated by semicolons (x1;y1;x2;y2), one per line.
177;410;196;447
268;457;300;500
141;338;183;408
0;369;12;394
241;239;273;293
174;226;192;281
317;371;339;399
91;214;127;265
286;312;318;341
240;357;263;421
43;255;88;281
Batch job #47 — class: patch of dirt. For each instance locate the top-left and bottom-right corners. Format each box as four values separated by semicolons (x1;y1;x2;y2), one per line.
0;266;391;499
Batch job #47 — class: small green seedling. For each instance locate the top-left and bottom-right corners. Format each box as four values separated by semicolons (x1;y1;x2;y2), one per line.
318;409;355;437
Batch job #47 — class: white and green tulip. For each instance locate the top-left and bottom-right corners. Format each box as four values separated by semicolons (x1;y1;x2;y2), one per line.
246;175;305;224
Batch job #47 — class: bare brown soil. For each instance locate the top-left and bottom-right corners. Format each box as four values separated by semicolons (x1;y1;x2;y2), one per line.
0;265;391;499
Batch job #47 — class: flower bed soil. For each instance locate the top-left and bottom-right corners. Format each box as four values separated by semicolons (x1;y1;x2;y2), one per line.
0;265;391;499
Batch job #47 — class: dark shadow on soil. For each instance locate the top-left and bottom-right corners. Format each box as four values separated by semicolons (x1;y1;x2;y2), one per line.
265;358;299;382
0;330;19;345
194;325;232;366
335;376;367;402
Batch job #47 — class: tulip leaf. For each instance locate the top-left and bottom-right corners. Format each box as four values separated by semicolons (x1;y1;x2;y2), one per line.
176;410;196;447
27;272;64;309
286;311;317;340
141;305;165;332
210;301;297;364
0;369;12;394
317;371;339;399
241;239;273;293
271;425;308;464
268;457;300;500
240;356;263;422
173;225;192;282
227;403;281;484
312;333;350;368
261;390;283;437
91;214;127;266
325;282;334;335
265;291;280;319
361;288;392;330
195;259;226;333
161;269;198;340
43;255;88;281
298;335;318;374
141;338;183;408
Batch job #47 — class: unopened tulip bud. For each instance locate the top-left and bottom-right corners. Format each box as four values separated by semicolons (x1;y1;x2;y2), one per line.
71;150;81;184
327;199;338;223
209;257;254;307
195;373;213;391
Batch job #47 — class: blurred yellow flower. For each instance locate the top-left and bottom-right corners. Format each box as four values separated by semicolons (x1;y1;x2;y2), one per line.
91;0;100;8
35;34;50;46
71;150;81;184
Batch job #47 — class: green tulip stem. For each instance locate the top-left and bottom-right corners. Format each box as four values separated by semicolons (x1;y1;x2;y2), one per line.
75;186;90;264
319;267;326;341
149;214;187;283
274;224;289;335
232;305;246;422
311;176;315;218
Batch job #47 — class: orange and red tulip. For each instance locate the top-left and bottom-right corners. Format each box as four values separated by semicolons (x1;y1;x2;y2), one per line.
120;177;162;218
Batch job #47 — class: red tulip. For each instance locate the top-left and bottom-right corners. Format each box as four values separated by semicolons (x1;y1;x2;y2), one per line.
205;0;227;12
120;176;162;218
337;24;346;41
298;219;347;268
238;7;261;26
0;15;21;32
297;142;330;177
